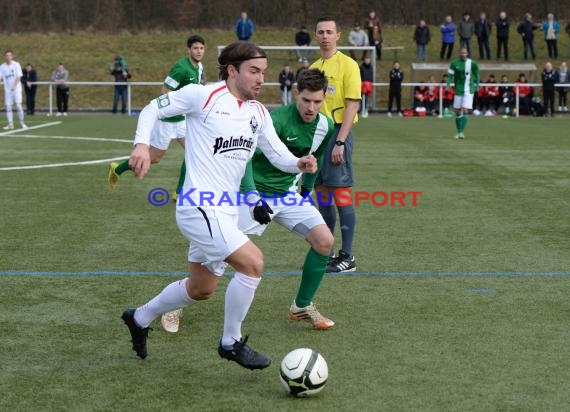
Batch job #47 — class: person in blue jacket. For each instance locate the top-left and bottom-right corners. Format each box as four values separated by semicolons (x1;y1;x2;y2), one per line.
541;13;560;59
235;11;254;41
440;15;455;61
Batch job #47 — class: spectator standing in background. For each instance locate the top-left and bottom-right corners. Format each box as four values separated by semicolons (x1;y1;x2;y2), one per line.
458;12;475;57
348;22;369;60
496;11;510;61
359;55;373;117
440;15;455;61
296;57;310;82
475;12;492;60
278;64;295;106
365;10;382;60
295;57;310;82
387;62;403;117
295;26;312;62
517;13;539;60
22;63;37;115
499;74;514;116
414;20;431;62
235;11;254;41
51;63;69;116
541;13;560;60
541;62;558;117
557;62;568;111
110;55;130;114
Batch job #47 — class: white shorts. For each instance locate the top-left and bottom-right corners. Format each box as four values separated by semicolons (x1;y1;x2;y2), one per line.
149;120;186;150
4;89;22;106
453;94;474;110
238;192;325;238
176;207;249;276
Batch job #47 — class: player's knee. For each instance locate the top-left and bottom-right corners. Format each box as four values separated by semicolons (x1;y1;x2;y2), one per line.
243;248;264;277
246;253;264;277
307;226;334;256
187;283;215;300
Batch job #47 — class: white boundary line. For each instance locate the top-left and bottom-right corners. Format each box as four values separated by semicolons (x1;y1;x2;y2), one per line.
0;121;133;170
0;121;62;136
0;156;129;171
2;134;132;143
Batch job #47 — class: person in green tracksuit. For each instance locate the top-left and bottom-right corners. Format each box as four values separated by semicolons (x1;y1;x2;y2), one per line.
446;47;480;139
238;68;336;329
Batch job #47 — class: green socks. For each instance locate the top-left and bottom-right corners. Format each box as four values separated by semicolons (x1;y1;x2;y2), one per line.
455;114;468;133
295;248;329;308
176;160;186;194
115;160;131;175
461;115;468;132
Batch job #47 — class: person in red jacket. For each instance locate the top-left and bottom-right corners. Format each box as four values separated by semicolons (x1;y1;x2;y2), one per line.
477;74;499;114
515;72;533;114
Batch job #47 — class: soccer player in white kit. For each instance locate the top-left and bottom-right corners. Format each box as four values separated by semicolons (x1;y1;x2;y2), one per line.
0;50;27;130
121;41;317;370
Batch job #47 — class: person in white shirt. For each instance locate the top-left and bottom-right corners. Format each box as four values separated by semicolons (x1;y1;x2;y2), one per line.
0;50;27;130
121;41;317;370
348;22;369;60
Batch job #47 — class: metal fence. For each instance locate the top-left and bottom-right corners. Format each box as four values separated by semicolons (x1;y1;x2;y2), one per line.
31;80;563;118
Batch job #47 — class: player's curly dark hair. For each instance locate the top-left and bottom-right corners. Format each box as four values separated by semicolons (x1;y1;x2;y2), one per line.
217;41;267;81
296;68;328;94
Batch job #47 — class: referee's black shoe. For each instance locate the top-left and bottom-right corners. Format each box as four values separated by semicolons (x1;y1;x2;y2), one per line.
218;336;271;370
122;308;151;359
326;250;356;273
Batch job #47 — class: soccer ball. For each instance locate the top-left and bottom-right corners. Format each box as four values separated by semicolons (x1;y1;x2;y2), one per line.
279;348;328;397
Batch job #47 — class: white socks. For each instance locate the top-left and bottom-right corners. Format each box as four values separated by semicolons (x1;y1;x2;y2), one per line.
6;107;13;124
221;272;260;348
134;278;195;328
16;103;24;122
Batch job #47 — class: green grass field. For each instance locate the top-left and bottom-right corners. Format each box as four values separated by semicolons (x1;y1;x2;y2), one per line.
1;114;569;411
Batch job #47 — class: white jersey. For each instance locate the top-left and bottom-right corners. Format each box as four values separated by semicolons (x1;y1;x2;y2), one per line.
134;81;301;214
0;61;23;92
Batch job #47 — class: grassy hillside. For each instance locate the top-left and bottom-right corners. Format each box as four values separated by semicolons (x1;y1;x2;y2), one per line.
2;25;568;110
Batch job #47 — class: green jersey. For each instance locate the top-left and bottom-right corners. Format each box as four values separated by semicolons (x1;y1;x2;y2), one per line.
162;57;204;122
447;58;480;95
241;103;334;196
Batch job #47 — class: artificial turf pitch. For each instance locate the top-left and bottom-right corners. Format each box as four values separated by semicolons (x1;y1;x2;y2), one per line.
1;114;568;411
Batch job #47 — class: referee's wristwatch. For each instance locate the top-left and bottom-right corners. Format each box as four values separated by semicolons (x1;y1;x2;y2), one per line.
334;140;345;146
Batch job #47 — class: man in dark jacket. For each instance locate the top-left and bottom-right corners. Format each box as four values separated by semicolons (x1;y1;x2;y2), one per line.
295;26;311;62
457;12;475;57
475;12;492;60
414;20;431;61
496;11;510;60
22;63;37;115
517;13;539;60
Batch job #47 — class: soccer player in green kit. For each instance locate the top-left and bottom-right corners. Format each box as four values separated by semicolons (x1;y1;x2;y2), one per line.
108;35;206;192
240;68;336;329
446;47;479;139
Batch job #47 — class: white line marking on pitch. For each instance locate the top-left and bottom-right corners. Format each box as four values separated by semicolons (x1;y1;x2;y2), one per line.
0;121;62;136
0;156;129;171
3;134;132;143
